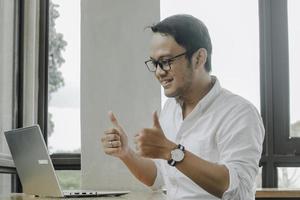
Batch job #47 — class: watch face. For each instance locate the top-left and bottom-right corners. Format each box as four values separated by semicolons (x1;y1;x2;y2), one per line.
171;149;184;162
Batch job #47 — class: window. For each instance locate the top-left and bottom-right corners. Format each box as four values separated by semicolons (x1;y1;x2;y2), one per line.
48;0;81;154
259;0;300;187
274;0;300;189
0;174;11;194
288;0;300;139
46;0;81;190
278;167;300;188
160;0;300;189
33;0;299;191
56;170;81;190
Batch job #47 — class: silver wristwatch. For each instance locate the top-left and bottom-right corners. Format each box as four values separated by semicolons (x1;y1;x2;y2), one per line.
167;144;185;166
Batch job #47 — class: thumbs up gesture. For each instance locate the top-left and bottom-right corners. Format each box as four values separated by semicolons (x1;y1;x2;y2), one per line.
101;111;129;159
134;111;176;160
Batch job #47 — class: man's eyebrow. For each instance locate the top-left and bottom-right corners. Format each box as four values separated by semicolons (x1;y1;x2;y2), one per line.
149;55;172;60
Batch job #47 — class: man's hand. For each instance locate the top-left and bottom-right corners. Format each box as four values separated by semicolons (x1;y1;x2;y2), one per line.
134;111;176;160
101;111;129;159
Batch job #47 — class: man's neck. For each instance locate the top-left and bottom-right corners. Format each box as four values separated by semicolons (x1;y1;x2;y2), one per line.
178;75;214;119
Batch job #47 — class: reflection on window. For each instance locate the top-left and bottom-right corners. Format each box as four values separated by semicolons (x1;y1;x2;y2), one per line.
48;0;81;153
278;167;300;188
288;0;300;138
160;0;260;111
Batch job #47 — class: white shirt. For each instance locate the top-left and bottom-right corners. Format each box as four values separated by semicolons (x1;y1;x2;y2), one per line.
151;77;265;200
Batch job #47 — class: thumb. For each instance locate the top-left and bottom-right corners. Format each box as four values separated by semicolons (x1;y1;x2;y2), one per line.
153;111;162;129
108;111;120;128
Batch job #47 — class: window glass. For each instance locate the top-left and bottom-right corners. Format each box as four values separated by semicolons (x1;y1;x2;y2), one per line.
256;167;262;188
288;0;300;138
56;170;81;190
0;174;11;194
48;0;81;154
278;167;300;188
160;0;260;111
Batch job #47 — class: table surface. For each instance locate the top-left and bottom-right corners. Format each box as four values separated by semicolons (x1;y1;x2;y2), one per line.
256;188;300;198
0;192;167;200
2;189;300;199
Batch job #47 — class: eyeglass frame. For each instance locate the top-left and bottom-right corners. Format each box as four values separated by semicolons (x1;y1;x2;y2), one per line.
144;52;187;72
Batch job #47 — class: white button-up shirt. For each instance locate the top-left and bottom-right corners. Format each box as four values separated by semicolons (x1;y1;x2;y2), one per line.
151;77;265;200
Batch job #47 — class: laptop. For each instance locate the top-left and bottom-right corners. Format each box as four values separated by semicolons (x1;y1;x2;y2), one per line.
4;125;130;198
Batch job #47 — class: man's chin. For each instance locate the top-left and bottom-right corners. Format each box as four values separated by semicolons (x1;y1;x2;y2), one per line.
164;90;178;98
163;90;172;97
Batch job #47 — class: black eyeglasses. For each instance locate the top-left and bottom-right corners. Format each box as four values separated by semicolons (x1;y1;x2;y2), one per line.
144;52;187;72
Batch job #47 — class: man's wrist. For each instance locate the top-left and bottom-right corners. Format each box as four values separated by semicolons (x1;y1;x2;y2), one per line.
119;147;134;161
164;142;177;160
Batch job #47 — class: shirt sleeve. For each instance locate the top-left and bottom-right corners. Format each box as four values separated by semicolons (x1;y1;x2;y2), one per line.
150;159;165;191
216;103;265;200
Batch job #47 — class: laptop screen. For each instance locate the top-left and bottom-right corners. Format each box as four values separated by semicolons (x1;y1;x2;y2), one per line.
5;125;65;197
5;125;130;198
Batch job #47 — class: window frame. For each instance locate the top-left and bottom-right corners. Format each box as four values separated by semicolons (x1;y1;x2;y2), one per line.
3;0;295;192
38;0;81;170
259;0;300;187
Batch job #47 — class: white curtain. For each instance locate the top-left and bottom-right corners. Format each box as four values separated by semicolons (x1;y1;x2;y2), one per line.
0;0;15;160
0;0;15;194
0;0;40;193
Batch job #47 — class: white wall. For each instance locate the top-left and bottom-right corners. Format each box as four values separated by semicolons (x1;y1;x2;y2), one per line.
81;0;160;191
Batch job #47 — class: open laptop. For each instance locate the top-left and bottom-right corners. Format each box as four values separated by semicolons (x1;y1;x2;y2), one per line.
4;125;130;198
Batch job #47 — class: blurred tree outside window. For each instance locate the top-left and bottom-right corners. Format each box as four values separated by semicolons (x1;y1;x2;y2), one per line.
48;0;80;190
48;0;66;136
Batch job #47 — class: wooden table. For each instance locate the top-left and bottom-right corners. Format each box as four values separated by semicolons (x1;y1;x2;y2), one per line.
256;188;300;199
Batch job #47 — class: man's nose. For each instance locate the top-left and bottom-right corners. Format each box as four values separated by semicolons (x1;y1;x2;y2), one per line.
155;64;167;77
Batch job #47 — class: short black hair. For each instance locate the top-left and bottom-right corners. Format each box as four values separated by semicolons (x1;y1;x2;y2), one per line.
150;14;212;72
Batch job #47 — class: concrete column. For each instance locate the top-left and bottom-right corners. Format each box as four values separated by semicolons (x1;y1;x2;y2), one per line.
81;0;160;191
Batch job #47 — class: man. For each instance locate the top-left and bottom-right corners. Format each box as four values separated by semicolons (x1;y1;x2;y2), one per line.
101;14;264;200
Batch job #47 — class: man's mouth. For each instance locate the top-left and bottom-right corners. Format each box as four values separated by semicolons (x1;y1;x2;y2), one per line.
161;78;173;88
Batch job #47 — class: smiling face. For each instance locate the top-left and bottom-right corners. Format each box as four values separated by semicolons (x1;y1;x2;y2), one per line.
150;33;195;98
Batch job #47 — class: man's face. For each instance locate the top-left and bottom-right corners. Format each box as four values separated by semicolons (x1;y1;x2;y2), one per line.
149;33;194;98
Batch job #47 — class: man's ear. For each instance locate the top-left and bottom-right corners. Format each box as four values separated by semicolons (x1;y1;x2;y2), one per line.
193;48;207;68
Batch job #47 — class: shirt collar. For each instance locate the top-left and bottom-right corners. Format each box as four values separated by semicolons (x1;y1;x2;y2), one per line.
176;75;222;119
197;75;221;111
